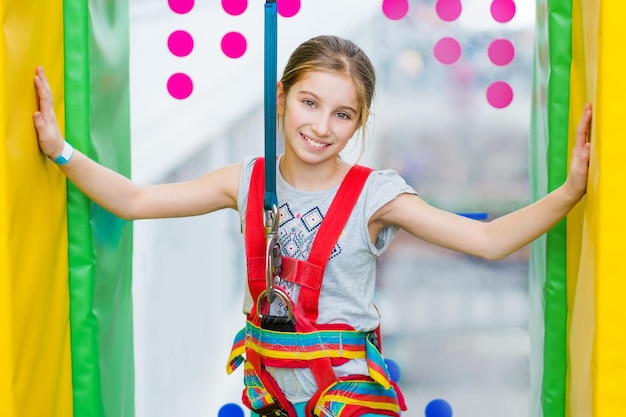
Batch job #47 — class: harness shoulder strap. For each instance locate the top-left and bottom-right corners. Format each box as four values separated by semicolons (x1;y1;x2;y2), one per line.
245;158;267;261
295;164;372;323
306;164;373;267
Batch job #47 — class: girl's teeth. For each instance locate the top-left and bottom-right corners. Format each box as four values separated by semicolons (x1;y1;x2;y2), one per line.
305;136;326;148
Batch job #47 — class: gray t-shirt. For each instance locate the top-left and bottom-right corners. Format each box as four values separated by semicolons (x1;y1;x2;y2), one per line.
237;156;417;403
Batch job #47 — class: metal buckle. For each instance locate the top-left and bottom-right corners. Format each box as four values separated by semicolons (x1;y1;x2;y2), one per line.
256;287;293;322
264;205;281;303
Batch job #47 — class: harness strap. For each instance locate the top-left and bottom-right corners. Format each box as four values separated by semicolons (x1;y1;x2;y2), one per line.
227;322;392;390
242;360;297;417
258;303;337;390
244;322;369;362
301;164;373;323
241;157;379;414
305;376;407;417
246;158;269;275
245;158;373;323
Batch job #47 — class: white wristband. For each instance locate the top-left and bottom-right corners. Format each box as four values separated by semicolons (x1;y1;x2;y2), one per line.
49;141;74;165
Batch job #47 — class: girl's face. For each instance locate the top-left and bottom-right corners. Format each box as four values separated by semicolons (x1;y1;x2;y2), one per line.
277;70;362;165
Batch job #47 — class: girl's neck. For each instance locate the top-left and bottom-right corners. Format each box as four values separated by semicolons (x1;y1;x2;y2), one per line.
279;153;351;191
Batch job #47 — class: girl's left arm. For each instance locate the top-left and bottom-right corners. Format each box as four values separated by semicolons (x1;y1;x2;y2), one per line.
371;103;592;260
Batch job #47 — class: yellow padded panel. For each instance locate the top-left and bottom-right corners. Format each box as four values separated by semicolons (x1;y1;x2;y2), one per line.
568;1;626;417
592;1;626;415
0;1;73;416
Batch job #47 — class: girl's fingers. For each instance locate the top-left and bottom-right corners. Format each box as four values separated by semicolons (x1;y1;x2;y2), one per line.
576;104;592;145
36;66;48;87
34;66;54;109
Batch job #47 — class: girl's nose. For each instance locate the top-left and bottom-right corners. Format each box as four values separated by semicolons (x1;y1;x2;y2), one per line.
312;113;331;137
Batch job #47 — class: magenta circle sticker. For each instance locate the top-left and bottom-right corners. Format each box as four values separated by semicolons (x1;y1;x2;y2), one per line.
490;0;516;23
222;0;247;16
221;32;247;59
168;30;194;57
168;0;194;14
382;0;409;20
488;39;514;65
167;73;193;100
486;81;513;108
434;37;461;65
435;0;462;22
277;0;301;17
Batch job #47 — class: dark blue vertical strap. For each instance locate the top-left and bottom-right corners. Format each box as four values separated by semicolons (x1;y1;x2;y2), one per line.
264;0;278;211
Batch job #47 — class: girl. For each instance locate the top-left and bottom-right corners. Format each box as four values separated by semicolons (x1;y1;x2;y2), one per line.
34;35;592;417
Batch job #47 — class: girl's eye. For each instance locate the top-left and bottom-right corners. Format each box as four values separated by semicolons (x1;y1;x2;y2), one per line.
303;100;316;107
336;112;350;120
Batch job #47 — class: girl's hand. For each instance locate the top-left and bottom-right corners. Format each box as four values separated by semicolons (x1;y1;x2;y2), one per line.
33;66;65;159
565;103;593;200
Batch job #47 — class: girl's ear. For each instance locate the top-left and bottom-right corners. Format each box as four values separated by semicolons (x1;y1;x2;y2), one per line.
276;81;285;116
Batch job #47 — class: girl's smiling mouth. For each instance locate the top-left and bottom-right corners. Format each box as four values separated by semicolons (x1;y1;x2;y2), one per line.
302;133;329;149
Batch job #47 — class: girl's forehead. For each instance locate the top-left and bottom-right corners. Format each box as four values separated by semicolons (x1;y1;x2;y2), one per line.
293;71;358;97
297;69;353;84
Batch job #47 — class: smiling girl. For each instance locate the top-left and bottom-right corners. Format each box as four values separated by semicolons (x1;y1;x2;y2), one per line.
33;35;592;417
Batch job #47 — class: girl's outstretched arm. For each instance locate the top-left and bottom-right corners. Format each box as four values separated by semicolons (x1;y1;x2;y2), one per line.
371;103;593;260
33;66;240;220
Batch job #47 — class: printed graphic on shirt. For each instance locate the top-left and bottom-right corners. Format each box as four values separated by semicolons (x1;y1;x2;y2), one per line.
269;201;343;315
278;202;342;260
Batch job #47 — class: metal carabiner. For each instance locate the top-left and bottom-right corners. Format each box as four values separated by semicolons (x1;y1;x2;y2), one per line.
264;205;281;303
256;287;293;322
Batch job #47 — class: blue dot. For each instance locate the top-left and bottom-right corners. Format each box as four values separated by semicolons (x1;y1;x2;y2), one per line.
384;358;401;382
425;398;453;417
219;403;245;417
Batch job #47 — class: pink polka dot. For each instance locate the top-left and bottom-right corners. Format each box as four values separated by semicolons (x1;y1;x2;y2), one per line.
435;0;462;22
168;0;194;14
490;0;516;23
486;81;513;108
167;73;193;100
434;37;461;65
277;0;301;17
221;32;247;59
222;0;247;16
488;38;514;65
382;0;409;20
168;30;194;57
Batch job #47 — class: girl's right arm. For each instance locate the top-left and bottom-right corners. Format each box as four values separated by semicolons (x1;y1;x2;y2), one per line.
33;66;240;220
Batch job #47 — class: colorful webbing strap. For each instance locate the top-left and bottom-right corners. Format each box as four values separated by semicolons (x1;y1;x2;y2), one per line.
229;322;368;362
364;334;391;390
226;323;392;389
310;378;405;417
242;361;276;410
264;0;278;212
226;327;246;374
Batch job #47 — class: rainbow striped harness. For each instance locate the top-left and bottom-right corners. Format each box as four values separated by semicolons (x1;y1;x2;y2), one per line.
226;158;407;417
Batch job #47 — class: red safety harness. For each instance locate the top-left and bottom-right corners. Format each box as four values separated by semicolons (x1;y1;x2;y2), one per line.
227;158;407;417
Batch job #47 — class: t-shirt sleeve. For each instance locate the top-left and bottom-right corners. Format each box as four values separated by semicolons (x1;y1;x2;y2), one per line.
361;168;418;255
